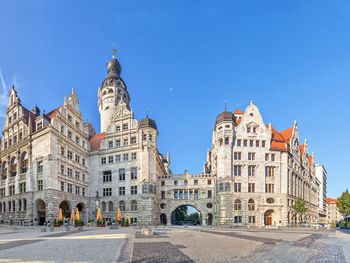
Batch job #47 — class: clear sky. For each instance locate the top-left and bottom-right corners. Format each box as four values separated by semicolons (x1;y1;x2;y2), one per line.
0;0;349;198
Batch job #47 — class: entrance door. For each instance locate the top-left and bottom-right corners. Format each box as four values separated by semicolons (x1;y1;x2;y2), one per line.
264;209;273;226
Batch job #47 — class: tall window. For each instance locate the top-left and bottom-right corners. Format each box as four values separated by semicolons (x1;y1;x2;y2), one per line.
115;139;121;147
248;183;255;193
67;150;73;160
131;186;137;195
103;170;112;182
123;154;129;161
131;200;137;211
248;199;255;210
131;152;137;160
9;185;15;195
234;199;241;210
131;167;137;180
60;181;64;191
116;155;121;162
248;152;255;160
37;161;43;174
119;169;125;181
265;166;275;177
103;188;112;197
119;187;125;196
108;141;113;149
265;184;275;193
123;138;128;146
19;183;26;193
119;201;125;211
37;180;43;191
237;139;241;146
101;157;106;164
67;183;72;193
123;123;128;130
234;152;241;160
248;165;256;176
108;156;114;164
234;183;241;192
234;165;242;176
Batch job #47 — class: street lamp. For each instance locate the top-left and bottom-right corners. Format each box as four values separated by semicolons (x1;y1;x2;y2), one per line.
94;191;100;224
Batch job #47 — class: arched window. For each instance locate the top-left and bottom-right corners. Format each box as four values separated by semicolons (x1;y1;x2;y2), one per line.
108;89;113;94
219;139;223;146
8;201;11;212
12;200;15;212
225;137;230;145
1;161;7;180
101;201;106;212
23;199;27;211
19;199;22;211
248;199;255;211
119;201;125;212
131;200;137;212
21;152;28;173
108;201;113;212
234;199;241;211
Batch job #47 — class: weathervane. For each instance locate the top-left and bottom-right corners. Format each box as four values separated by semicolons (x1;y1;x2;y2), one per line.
112;43;118;58
224;100;227;111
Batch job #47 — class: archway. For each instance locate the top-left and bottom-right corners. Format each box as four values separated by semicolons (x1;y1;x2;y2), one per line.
207;213;213;226
171;205;201;226
76;203;85;223
36;199;46;225
264;209;274;226
160;213;167;225
59;200;71;220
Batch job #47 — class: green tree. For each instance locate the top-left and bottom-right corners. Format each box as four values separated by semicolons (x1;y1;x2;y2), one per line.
293;197;308;223
337;190;350;216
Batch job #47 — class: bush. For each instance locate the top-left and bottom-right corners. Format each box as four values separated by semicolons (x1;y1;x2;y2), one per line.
74;220;84;227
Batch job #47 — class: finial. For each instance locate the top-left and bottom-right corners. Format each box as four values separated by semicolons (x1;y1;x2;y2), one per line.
224;100;227;111
250;100;254;105
112;43;118;59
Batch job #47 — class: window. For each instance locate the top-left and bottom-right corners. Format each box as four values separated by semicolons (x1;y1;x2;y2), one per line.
61;125;65;134
75;136;80;144
130;218;137;225
194;189;199;199
225;137;230;145
131;137;136;144
234;165;242;176
234;152;241;160
248;199;255;210
247;127;251;133
123;154;128;161
116;155;121;163
75;185;80;195
108;201;113;211
82;187;85;196
68;130;72;139
19;130;23;141
67;168;73;177
60;181;64;191
101;157;106;164
82;174;85;182
234;183;241;192
131;167;137;180
208;190;212;198
248;216;256;224
266;198;275;204
60;165;65;175
271;154;275;161
103;188;112;197
142;133;147;141
131;152;137;160
108;156;114;164
234;216;242;223
119;169;125;181
194;179;198;185
0;188;5;197
256;140;260;147
234;199;241;210
253;127;257;133
237;139;241;146
61;146;65;156
248;152;255;160
119;201;125;211
67;151;73;160
265;184;275;193
131;200;137;211
67;114;72;122
108;141;113;148
123;123;128;130
13;135;17;144
123;138;128;146
75;155;80;163
243;140;247;146
37;161;43;173
248;165;256;176
250;140;254;147
37;180;43;191
119;187;125;196
149;134;152;141
265;166;275;177
131;186;137;195
161;191;165;199
219;139;223;146
174;180;178;186
37;122;43;130
115;139;121;147
19;182;26;193
103;171;112;182
262;140;266;147
207;179;211;185
265;153;269;161
248;183;255;193
116;125;121;132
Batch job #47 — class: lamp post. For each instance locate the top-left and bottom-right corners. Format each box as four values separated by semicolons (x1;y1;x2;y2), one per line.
95;191;100;225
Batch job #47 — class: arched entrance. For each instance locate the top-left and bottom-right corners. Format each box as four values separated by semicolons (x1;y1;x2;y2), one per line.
36;199;46;225
171;205;201;226
264;209;274;226
76;203;85;223
207;213;213;226
59;200;71;220
160;213;167;225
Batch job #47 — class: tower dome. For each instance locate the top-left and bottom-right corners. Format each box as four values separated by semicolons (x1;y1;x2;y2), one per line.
215;111;235;126
106;57;121;77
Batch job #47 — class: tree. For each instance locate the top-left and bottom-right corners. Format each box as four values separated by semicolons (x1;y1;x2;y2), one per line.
337;190;350;216
293;197;308;223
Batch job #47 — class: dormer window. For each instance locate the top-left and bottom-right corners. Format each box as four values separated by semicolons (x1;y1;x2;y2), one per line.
253;127;257;133
37;122;43;131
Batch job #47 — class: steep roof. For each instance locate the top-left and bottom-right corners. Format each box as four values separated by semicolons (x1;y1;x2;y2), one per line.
89;133;105;151
326;198;337;205
300;144;305;155
234;108;244;115
269;125;288;151
280;128;293;143
46;107;60;119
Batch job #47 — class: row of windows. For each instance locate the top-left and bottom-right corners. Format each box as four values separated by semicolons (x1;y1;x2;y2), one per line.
160;179;212;187
102;168;137;182
60;146;86;166
218;182;275;193
100;200;138;213
101;152;137;164
2;130;24;149
0;183;27;197
60;181;86;196
60;124;87;148
108;137;137;148
233;165;275;177
0;199;27;213
102;186;138;197
60;165;86;182
233;152;275;161
236;139;266;148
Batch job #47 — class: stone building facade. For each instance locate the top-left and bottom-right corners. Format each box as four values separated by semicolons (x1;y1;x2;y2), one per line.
0;54;325;227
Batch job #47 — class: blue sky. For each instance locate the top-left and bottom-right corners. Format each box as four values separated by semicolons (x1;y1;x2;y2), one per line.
0;0;349;197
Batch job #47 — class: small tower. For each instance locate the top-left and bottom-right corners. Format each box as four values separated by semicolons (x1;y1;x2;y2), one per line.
98;52;130;133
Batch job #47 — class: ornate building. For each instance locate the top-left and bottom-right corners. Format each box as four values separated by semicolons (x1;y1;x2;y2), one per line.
0;54;325;227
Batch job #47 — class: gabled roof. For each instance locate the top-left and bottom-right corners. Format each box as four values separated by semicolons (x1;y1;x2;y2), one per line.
269;125;288;151
326;198;337;205
46;107;60;119
89;133;105;151
280;128;293;143
300;144;305;155
234;108;244;115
